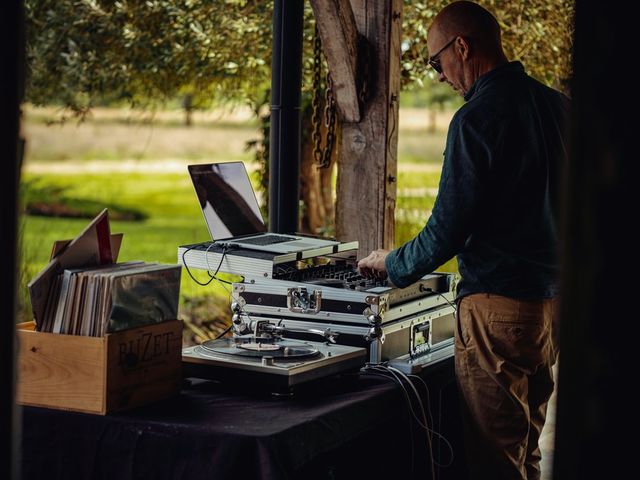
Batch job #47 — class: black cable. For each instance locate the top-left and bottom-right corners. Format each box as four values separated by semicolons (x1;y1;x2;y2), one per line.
360;366;416;474
181;245;215;286
409;374;435;436
361;364;443;479
208;245;235;284
181;243;232;286
214;324;233;340
361;364;435;477
211;245;227;277
181;244;253;341
437;292;458;312
408;373;455;468
387;365;435;479
424;287;458;312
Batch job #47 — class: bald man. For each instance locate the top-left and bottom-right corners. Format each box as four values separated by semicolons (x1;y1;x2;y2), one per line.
358;2;569;479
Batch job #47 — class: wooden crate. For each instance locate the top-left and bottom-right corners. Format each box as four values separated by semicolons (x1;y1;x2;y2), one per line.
16;320;183;415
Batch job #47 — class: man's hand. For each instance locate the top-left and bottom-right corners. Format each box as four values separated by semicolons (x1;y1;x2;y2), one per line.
357;249;390;279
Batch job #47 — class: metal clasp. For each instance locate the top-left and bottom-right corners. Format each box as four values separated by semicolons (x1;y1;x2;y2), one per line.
287;287;322;314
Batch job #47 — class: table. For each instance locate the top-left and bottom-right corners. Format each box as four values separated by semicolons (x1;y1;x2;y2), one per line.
20;359;467;480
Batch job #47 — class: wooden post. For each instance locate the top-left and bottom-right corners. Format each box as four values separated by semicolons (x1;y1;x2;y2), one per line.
309;0;360;122
335;0;402;257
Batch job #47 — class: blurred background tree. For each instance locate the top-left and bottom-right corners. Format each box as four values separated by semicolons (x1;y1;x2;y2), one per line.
25;0;274;118
402;0;574;92
20;0;574;338
25;0;573;116
24;0;574;231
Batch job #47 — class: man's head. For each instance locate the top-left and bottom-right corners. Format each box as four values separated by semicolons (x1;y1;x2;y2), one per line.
427;1;507;96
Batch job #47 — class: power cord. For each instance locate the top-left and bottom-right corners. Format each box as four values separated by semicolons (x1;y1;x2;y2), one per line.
360;363;455;476
181;243;257;338
214;324;233;340
423;287;458;313
360;366;417;473
361;363;436;479
181;242;236;285
204;242;233;284
408;373;455;468
181;243;228;286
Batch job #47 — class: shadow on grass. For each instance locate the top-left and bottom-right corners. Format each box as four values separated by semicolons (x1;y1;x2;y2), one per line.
21;179;147;221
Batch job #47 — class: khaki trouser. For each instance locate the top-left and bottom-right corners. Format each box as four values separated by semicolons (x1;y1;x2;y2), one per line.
455;293;558;480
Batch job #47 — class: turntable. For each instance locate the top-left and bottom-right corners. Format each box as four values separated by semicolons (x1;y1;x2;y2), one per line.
182;333;366;390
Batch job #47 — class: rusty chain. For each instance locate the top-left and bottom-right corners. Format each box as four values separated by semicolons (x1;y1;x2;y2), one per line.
312;29;370;169
311;24;324;168
311;24;336;169
322;73;336;169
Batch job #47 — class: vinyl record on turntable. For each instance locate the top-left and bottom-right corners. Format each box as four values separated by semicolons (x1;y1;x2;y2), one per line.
200;337;320;360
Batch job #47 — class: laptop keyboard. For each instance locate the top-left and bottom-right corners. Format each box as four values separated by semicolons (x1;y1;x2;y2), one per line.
238;234;298;246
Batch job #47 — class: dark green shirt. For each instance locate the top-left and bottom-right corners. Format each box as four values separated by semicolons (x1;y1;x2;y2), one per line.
385;61;570;299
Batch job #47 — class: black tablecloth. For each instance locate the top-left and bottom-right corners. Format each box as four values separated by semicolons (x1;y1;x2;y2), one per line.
20;360;466;480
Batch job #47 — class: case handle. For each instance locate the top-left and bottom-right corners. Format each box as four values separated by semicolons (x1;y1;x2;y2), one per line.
287;287;322;314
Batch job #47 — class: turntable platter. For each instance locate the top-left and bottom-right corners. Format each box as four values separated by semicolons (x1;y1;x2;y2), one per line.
200;337;320;359
183;337;368;389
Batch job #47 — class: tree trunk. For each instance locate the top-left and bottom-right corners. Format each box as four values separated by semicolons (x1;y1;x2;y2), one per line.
299;103;337;237
182;94;193;127
428;108;437;133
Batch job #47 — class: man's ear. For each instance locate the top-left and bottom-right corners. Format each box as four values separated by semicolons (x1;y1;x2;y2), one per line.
457;36;470;60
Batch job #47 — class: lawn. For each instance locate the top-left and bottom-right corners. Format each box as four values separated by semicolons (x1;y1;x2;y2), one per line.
17;106;457;324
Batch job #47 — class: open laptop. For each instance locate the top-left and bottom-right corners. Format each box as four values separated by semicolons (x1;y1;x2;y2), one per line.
188;162;340;254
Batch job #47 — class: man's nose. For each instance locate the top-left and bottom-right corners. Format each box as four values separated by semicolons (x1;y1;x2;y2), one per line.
438;72;447;82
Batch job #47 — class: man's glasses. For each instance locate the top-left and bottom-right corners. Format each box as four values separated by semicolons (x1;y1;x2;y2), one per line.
428;37;457;74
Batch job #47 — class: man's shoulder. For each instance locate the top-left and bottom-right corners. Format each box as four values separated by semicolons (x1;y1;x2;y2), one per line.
450;98;494;132
520;75;571;124
455;73;570;127
525;73;571;104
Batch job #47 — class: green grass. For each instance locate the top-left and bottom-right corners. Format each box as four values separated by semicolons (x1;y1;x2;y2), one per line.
17;171;240;322
22;177;148;220
22;106;260;164
18;169;454;321
17;106;457;324
398;130;448;164
397;170;441;189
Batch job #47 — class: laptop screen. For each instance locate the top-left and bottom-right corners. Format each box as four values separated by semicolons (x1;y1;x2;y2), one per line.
189;162;266;239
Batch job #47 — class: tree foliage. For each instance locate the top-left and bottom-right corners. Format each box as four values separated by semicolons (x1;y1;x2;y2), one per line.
25;0;274;114
25;0;574;115
402;0;574;93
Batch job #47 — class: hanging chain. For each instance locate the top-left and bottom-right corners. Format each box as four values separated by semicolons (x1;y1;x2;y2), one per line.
311;24;336;170
322;73;336;169
311;25;324;167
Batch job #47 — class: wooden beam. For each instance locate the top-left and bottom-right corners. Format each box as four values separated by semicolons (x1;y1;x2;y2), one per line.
309;0;361;122
335;0;402;256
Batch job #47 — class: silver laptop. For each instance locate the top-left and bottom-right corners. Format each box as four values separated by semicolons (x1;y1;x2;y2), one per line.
188;162;340;253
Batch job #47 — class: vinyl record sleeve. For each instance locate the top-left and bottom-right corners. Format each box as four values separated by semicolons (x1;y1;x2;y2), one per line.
104;264;182;334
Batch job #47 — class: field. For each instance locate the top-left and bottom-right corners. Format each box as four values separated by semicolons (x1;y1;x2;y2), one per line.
18;105;457;325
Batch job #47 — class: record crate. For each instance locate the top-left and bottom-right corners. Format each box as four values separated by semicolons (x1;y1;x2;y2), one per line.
16;319;183;415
